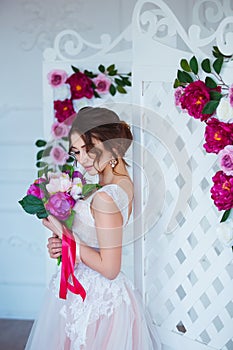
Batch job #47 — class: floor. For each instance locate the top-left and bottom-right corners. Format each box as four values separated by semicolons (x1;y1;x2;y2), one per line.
0;319;33;350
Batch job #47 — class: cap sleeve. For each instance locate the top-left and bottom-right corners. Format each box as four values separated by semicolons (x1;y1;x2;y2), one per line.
97;184;129;226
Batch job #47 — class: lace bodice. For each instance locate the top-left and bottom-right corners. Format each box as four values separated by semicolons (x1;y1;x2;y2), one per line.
72;184;129;248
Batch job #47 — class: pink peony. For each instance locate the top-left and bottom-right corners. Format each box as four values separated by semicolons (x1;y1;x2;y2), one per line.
47;70;68;88
219;145;233;176
45;192;75;221
66;72;94;99
229;84;233;108
27;178;46;199
180;80;211;121
54;99;75;123
210;170;233;211
51;122;70;139
92;74;111;94
50;146;69;165
203;118;233;154
174;86;184;107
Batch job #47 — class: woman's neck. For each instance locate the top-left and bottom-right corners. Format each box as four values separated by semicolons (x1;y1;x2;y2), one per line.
98;159;129;186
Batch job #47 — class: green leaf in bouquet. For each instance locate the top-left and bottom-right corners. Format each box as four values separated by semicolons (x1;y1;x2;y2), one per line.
201;58;211;73
202;100;219;114
177;70;193;83
213;57;224;75
35;139;47;147
109;84;116;96
180;59;191;72
209;90;222;101
205;76;217;88
63;209;76;230
36;161;48;168
36;211;49;219
71;65;80;73
116;85;127;94
98;64;105;73
82;184;101;197
220;209;231;223
18;195;47;216
189;56;198;74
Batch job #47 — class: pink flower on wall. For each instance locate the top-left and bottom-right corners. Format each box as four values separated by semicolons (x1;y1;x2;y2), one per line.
180;80;211;121
66;72;94;99
47;70;68;88
54;99;75;123
211;171;233;211
229;84;233;108
203;118;233;154
92;74;111;94
50;146;69;165
174;86;184;107
218;145;233;176
51;122;70;139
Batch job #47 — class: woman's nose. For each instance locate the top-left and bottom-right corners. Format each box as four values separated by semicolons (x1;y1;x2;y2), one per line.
79;150;88;164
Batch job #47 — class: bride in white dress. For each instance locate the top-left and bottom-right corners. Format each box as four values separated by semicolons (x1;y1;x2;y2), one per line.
25;107;161;349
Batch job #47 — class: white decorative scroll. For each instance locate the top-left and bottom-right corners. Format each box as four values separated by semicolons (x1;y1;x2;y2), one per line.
43;26;132;61
133;0;233;57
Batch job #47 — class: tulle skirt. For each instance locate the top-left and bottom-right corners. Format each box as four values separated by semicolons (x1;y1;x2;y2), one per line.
25;262;161;350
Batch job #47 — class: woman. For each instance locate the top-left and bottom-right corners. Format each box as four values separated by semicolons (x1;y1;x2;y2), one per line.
25;107;161;349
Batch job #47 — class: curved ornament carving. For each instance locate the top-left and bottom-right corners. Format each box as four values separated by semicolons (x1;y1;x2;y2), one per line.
43;26;132;61
134;0;233;57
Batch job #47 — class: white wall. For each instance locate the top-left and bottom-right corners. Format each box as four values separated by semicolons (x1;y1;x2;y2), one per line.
0;0;194;320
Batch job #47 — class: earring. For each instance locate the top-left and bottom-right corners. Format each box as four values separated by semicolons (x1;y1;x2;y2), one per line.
109;158;117;169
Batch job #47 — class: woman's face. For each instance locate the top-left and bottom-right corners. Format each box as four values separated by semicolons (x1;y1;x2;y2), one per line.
70;132;113;175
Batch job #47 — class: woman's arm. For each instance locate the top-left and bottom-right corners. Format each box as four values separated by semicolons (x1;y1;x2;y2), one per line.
80;192;123;280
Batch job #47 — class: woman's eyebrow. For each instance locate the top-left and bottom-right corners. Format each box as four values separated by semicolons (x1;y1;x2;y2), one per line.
70;145;86;150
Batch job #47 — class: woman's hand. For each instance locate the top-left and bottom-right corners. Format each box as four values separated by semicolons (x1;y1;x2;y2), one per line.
47;233;62;259
42;215;63;238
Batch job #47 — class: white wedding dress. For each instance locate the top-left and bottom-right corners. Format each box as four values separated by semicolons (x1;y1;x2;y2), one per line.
25;184;161;350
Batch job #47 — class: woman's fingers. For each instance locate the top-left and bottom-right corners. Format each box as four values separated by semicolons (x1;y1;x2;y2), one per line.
47;235;62;259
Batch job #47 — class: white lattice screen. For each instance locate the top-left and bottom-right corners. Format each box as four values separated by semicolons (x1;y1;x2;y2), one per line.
132;1;233;349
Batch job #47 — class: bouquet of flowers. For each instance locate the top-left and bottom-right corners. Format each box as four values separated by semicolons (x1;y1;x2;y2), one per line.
19;166;100;300
174;46;233;249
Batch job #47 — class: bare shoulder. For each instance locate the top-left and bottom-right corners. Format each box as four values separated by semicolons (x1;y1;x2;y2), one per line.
115;176;134;202
91;191;119;216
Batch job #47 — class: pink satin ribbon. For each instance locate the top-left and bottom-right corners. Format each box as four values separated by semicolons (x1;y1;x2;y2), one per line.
59;226;86;301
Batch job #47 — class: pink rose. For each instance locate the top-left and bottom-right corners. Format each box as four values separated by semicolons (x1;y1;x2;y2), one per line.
66;72;94;99
210;170;233;211
203;118;233;154
92;74;111;94
45;192;75;221
47;70;68;88
219;145;233;176
50;146;69;165
54;99;75;123
27;178;46;199
51;122;70;139
180;80;211;121
174;86;184;107
229;84;233;108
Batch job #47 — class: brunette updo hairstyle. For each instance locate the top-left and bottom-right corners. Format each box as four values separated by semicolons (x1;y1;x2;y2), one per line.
69;107;133;173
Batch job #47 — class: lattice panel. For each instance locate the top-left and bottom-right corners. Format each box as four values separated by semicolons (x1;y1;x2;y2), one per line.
142;81;233;349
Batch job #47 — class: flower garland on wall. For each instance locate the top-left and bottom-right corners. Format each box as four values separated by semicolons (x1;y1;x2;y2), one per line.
174;46;233;249
36;64;131;177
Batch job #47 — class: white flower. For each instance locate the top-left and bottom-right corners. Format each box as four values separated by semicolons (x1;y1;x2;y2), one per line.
216;220;233;247
46;173;72;194
216;98;233;122
53;84;71;101
70;178;83;200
